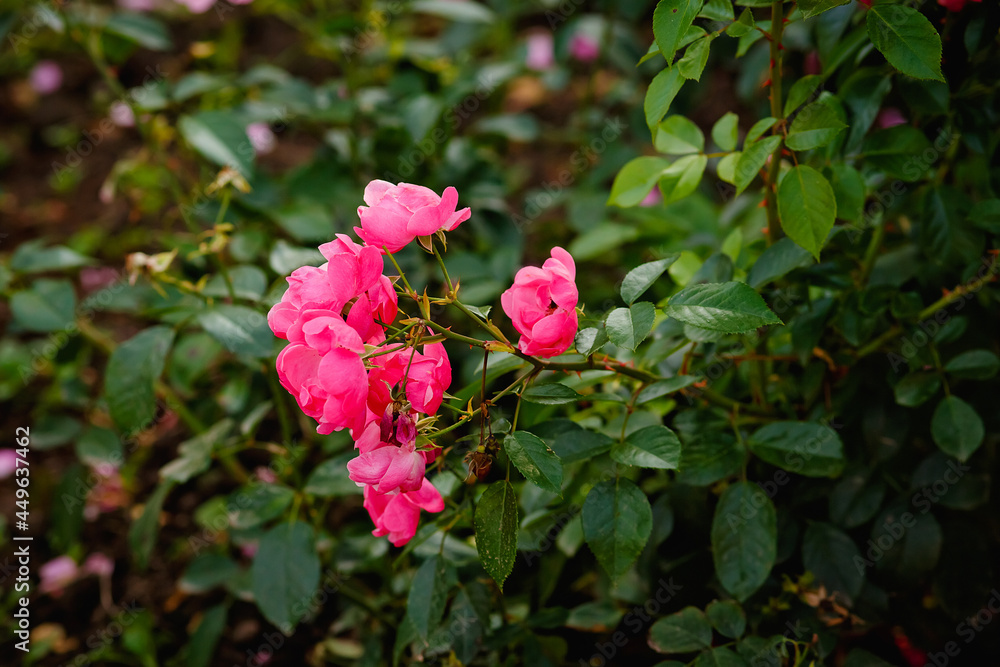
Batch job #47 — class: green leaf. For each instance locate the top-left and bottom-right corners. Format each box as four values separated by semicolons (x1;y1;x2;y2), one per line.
407;555;453;639
931;396;984;461
186;603;227;667
505;431;563;494
229;484;296;530
658;155;708;203
746;238;813;289
711;112;738;152
106;326;175;432
129;481;175;570
862;126;932;180
827;163;866;222
648;607;713;654
621;255;680;304
711;481;777;601
893;372;941;407
583;478;652;580
575;327;608;356
180;555;241;594
251;521;320;632
474;481;518;590
746;117;777;143
944;350;1000;380
197;305;273;358
76;427;123;468
726;8;754;37
798;0;850;20
645;67;685;132
636;376;698;404
829;468;886;529
786;99;847;151
606;302;657;350
678;35;713;81
522;383;582;405
160;419;234;484
10;242;94;273
178;111;254;176
802;522;865;602
777;165;836;260
303;452;362;497
653;0;704;64
266;202;335;244
716;152;740;184
867;5;945;82
551;427;614;463
655;116;705;155
783;74;823;116
611;425;682;469
609;156;671;207
747;421;845;477
664;281;781;333
105;12;173;50
734;135;781;195
706;600;746;639
694;647;748;667
10;278;76;332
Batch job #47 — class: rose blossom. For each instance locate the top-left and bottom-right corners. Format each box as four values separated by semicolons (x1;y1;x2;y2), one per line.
569;33;600;63
246;122;275;155
363;478;445;546
500;247;579;357
354;180;471;253
525;32;554;71
346;421;426;493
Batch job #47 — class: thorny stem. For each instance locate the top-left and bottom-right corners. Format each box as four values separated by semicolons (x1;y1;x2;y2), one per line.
764;0;786;245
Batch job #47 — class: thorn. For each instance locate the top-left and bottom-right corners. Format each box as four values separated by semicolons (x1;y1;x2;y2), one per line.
762;78;772;88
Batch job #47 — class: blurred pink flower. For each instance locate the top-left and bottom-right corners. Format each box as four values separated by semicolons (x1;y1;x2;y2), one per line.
83;553;115;578
110;102;135;128
240;541;259;558
526;32;554;71
246;122;275;155
501;247;579;358
117;0;158;9
230;0;254;4
85;471;128;520
354;180;471;254
569;33;600;63
938;0;980;10
364;478;444;547
39;556;79;595
30;61;63;95
804;51;822;76
254;466;277;484
0;450;17;479
876;107;907;129
640;188;662;207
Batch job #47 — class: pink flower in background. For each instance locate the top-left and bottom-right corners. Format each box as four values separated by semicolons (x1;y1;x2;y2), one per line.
354;181;471;253
80;266;121;293
254;466;277;484
0;450;17;479
39;557;79;596
30;61;63;95
82;553;115;578
501;247;579;357
246;122;275;155
110;102;135;128
938;0;980;10
640;188;662;207
175;0;215;12
525;32;554;70
569;33;600;63
363;478;445;546
117;0;158;10
876;107;907;129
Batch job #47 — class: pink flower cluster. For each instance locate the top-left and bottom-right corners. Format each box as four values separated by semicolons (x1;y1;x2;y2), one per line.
270;181;581;545
269;181;469;546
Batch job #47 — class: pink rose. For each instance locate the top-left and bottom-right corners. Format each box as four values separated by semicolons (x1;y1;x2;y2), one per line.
500;247;579;358
363;478;445;546
30;61;63;95
348;441;426;494
876;107;907;129
354;180;471;253
365;340;452;418
569;34;600;63
525;32;554;71
276;311;368;434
